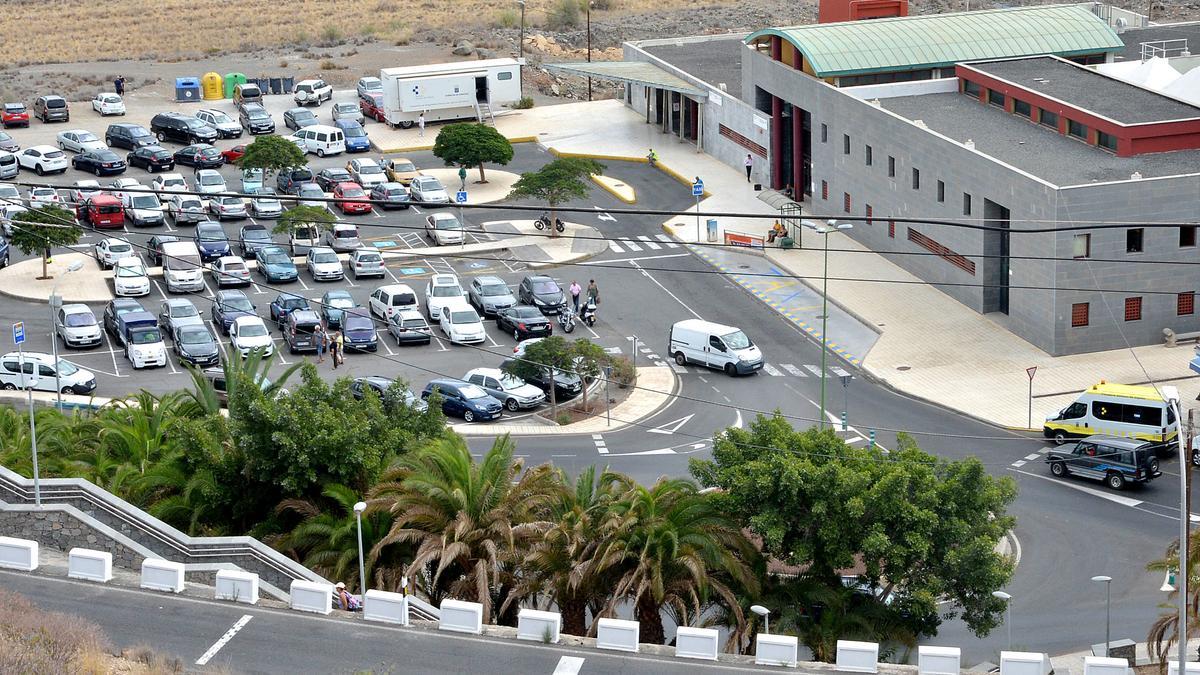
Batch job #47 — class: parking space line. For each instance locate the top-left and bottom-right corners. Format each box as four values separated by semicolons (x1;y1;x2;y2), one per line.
378;332;396;356
433;334;449;352
100;331;122;377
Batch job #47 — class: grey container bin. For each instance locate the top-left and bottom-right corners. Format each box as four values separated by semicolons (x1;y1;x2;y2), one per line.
281;77;295;94
269;78;283;95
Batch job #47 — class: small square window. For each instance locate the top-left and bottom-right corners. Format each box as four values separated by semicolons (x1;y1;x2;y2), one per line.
988;90;1005;107
1040;109;1059;129
1068;119;1087;140
1071;302;1089;327
1013;99;1032;118
1097;131;1117;152
963;80;982;97
888;220;895;238
1126;228;1144;253
1124;297;1142;322
1073;233;1090;259
821;124;828;143
865;145;873;166
1181;226;1196;248
1180;292;1195;316
866;204;873;225
963;193;972;216
821;180;828;200
888;156;895;178
843;192;851;214
937;180;945;203
912;167;920;190
843;134;850;155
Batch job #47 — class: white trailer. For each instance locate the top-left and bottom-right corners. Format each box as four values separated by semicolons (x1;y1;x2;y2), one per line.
380;58;522;129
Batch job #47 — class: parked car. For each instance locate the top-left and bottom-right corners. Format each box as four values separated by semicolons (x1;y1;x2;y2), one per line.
359;92;386;123
270;293;311;327
209;195;247;220
106;123;155;150
126;145;174;171
151;173;187;194
33;95;70;123
369;284;418;320
284;310;323;353
425;212;464;245
518;275;568;315
238;223;271;257
465;367;546;412
194;109;242;138
210;289;256;334
409;175;449;204
174;144;223;168
336;119;370;152
54;304;102;349
319;289;356;330
326;222;361;251
387;309;431;346
77;194;125;229
315;167;353;192
469;276;518;317
112;257;151;296
122;191;166;226
332;183;371;215
296;182;325;206
306;246;343;281
151;112;218;145
420;378;503;423
94;237;134;269
102;298;144;340
229;316;274;358
194;168;226;196
122;311;167;370
241;168;264;192
382;157;420;185
350;376;428;412
222;144;247;163
347;158;385;187
342;314;378;352
277;167;315;194
0;130;19;152
194;220;232;262
356;77;382;98
2;102;29;128
349;248;385;279
168;194;206;225
18;145;68;175
57;129;106;153
258;245;298;283
247;187;283;219
69;180;101;205
146;235;180;267
28;186;63;209
157;298;204;335
332;102;364;124
293;79;333;106
370;182;410;209
0;351;95;394
1045;435;1162;490
282;109;316;133
213;255;251;287
293;125;345;156
439;303;487;345
106;177;143;201
425;273;466;320
500;357;584;401
238;103;275;135
232;83;264;108
289;220;321;255
92;93;126;116
172;323;220;367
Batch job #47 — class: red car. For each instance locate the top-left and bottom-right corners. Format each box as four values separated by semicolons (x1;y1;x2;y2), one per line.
221;144;247;163
2;103;29;128
359;92;386;123
333;182;372;214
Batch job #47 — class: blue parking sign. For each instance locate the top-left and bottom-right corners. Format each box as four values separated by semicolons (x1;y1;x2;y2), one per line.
12;322;23;345
691;179;704;196
456;190;468;204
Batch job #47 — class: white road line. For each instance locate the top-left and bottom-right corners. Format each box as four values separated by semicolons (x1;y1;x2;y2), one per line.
622;239;642;251
554;656;586;675
636;235;661;250
654;234;679;248
195;614;253;666
1007;467;1145;509
629;259;702;319
781;363;806;377
1023;453;1041;461
296;276;310;291
100;330;122;377
832;366;851;377
378;332;396;356
1012;460;1027;468
669;363;688;374
591;434;603;440
608;240;624;253
803;364;823;377
762;363;783;377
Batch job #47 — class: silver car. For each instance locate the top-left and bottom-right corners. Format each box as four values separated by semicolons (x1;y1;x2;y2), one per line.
56;129;106;153
297;182;325;207
326;223;361;252
210;195;247;220
349;248;385;279
248;187;283;218
332;102;364;125
468;275;516;316
158;298;204;336
55;304;102;348
306;246;344;281
409;175;449;204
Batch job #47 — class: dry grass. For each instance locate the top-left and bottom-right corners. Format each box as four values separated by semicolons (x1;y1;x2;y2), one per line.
0;0;708;68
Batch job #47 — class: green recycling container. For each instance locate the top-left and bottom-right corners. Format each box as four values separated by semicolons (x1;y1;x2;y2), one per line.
222;72;247;99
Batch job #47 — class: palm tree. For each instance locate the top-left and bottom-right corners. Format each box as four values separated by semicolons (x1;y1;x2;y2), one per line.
1147;536;1200;665
274;483;395;592
180;344;301;417
369;434;556;622
592;474;760;645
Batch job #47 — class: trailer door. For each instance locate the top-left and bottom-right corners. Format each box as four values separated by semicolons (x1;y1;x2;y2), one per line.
475;76;487;103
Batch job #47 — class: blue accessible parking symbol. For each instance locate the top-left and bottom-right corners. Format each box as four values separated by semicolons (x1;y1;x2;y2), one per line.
456;190;468;204
12;322;24;345
692;179;704;197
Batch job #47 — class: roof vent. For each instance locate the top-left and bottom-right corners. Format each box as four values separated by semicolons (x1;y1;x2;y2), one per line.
1116;17;1128;32
869;98;881;107
965;139;975;149
718;83;728;92
1131;171;1143;180
913;119;927;128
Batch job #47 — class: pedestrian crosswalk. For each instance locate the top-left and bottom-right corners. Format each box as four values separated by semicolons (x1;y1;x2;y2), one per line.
669;361;853;378
608;234;679;253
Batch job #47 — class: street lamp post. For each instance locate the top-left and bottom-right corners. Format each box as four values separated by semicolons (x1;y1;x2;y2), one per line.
992;591;1012;651
1091;575;1112;657
353;500;367;617
1163;385;1189;673
750;604;771;634
802;219;852;430
50;260;84;411
586;1;593;101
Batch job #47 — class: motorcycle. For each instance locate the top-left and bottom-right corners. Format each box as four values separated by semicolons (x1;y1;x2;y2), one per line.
558;306;576;333
535;212;565;232
580;300;597;327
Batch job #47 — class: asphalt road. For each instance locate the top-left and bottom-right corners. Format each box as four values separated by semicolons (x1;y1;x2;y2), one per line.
0;114;1188;665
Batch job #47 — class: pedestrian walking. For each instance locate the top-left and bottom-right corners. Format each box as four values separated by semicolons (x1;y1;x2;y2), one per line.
744;153;753;183
333;331;344;369
316;326;327;363
569;280;582;312
114;76;124;96
417;112;425;137
458;166;467;190
586;279;600;305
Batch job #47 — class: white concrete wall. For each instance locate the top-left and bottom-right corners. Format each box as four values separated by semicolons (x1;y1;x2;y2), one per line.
0;536;37;571
140;558;185;593
517;608;561;643
364;590;409;625
215;569;259;605
67;547;112;582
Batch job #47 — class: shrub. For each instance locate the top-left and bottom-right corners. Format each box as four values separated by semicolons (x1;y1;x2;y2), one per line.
321;24;343;45
548;0;580;29
496;9;519;28
608;355;636;388
319;59;347;71
590;0;614;9
556;412;572;426
279;59;289;68
512;96;535;110
0;587;110;672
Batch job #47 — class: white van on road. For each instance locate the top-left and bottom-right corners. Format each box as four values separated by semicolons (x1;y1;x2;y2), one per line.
668;319;763;376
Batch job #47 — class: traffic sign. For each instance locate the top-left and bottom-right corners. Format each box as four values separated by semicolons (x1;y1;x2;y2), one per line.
455;190;468;204
11;322;23;345
1026;366;1038;380
691;179;704;197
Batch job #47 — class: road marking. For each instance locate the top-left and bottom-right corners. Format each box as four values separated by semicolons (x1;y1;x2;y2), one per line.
608;240;623;253
195;614;253;666
1024;453;1041;461
593;435;608;455
554;656;586;675
636;235;661;250
1007;467;1145;508
831;366;851;377
762;363;783;377
647;414;694;435
630;259;701;320
100;330;123;377
621;238;642;251
781;363;806;377
654;234;679;248
592;206;615;222
669;362;688;374
581;252;691;265
803;364;823;377
1012;460;1027;468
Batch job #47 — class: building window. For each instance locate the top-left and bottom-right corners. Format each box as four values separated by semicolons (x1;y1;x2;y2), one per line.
1183;226;1197;248
821;124;828;143
1097;131;1117;152
1071;302;1089;327
988;90;1005;107
963;192;972;216
888;220;895;238
843;192;851;213
888;156;895;178
912;167;920;190
1014;99;1032;118
1180;292;1196;316
843;134;850;155
865;145;872;166
1126;228;1144;253
937;180;945;203
866;204;873;225
1068;119;1087;140
1039;109;1059;129
963;80;981;97
1073;233;1090;259
821;180;828;200
1124;297;1142;322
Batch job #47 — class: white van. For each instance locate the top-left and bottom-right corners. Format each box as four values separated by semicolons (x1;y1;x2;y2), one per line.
668;319;763;375
0;351;96;394
161;240;204;293
1043;381;1178;449
293;125;346;157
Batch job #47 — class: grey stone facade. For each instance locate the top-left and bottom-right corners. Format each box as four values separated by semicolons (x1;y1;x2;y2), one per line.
0;508;143;571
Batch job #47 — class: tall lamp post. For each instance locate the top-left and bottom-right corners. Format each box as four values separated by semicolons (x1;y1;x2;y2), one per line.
1163;385;1189;672
801;219;853;430
517;0;526;89
750;604;771;634
1091;575;1112;657
992;590;1012;651
586;1;593;101
49;260;84;411
353;500;367;617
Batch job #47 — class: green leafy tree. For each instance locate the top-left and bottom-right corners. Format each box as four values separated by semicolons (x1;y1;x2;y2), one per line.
272;203;335;236
508;157;604;237
8;207;81;279
570;339;608;413
274;483;395;592
690;415;1017;651
502;335;576;418
237;134;307;179
432;123;514;184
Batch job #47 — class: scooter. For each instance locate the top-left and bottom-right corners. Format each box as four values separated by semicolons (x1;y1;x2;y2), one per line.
580;300;597;327
535;212;565;232
558;306;576;333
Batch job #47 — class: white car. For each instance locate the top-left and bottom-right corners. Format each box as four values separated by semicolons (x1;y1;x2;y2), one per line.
369;284;418;320
349;248;385;279
357;77;382;98
0;203;27;237
168;193;206;225
347;158;386;188
464;367;546;411
151;173;187;194
439;302;487;345
0;351;96;394
56;129;106;153
28;186;63;209
194;109;242;139
512;336;544;356
121;192;166;226
107;177;143;201
18;145;68;175
425;273;466;320
284;133;307;152
69;180;101;205
124;323;167;370
212;255;251;287
112;257;151;296
54;304;102;348
209;195;247;220
95;237;134;269
409;175;449;204
293;79;333;106
229;316;274;358
425;212;464;246
306;246;344;281
326;223;361;252
92;93;126;116
0;182;22;204
194;169;226;196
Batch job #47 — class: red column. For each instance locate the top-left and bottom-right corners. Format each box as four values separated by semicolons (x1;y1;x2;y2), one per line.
689;99;698;139
770;36;782;62
771;95;784;190
792;105;803;198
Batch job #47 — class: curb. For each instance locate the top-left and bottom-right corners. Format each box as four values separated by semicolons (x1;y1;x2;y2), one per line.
762;249;883;343
544;146;711;198
379;136;540;155
590;174;636;204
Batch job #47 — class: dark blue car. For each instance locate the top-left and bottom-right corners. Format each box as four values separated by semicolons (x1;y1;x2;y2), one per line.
210;290;256;334
342;314;378;352
194;221;231;262
336;119;370;153
421;378;503;423
269;293;310;327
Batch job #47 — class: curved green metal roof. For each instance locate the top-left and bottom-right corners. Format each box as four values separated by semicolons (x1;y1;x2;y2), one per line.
745;4;1123;78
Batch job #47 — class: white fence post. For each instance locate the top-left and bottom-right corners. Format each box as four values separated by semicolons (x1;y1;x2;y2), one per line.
67;548;112;582
674;626;719;661
140;558;185;593
596;618;640;653
289;579;333;615
836;640;880;673
364;590;409;625
517;608;562;643
214;569;259;605
1000;651;1053;675
0;536;38;571
918;646;962;675
439;599;484;634
756;634;799;667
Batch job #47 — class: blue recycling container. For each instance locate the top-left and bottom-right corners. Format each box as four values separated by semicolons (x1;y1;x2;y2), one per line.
174;77;201;103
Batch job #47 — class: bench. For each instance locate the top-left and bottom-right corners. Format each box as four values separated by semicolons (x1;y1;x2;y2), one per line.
1163;328;1200;347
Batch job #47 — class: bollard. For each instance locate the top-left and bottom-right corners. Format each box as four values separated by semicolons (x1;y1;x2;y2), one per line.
841;411;847;432
869;429;876;449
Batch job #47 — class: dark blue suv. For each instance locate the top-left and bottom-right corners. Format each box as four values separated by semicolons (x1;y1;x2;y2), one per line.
421;378;503;423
